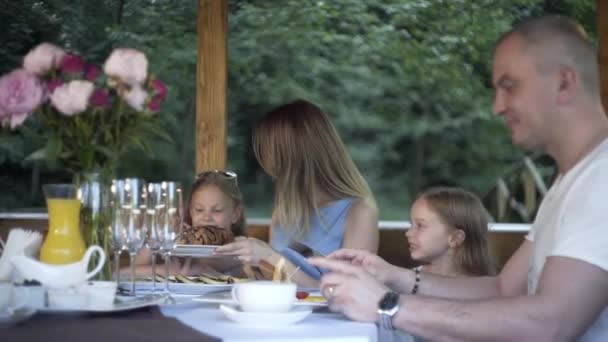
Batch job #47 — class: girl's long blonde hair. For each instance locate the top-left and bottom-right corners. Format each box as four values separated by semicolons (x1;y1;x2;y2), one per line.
417;187;495;276
253;100;375;235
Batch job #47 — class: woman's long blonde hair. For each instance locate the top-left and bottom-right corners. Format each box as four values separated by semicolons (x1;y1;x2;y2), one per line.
253;100;375;235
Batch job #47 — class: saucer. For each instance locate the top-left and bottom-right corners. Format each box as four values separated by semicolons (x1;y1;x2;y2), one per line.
219;304;312;326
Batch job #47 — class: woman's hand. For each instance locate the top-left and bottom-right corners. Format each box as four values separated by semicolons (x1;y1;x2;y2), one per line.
214;236;275;264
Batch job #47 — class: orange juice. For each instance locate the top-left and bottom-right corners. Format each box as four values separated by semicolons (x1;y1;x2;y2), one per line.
40;198;86;264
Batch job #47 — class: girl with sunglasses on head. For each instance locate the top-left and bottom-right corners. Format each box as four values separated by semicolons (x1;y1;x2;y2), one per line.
127;170;246;277
215;99;379;286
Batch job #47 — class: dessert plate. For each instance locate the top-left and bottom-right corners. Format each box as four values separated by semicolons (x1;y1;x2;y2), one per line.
172;245;217;257
192;289;327;307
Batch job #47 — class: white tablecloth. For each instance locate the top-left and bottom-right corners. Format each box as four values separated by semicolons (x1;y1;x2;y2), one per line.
161;301;378;342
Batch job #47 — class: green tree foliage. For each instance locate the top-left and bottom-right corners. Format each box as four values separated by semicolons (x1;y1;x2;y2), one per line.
227;0;546;217
0;0;597;221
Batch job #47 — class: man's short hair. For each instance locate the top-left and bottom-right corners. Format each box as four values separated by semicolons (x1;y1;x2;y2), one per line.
496;15;599;97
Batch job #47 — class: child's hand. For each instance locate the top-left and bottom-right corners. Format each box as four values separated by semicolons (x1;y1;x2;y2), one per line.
214;236;274;264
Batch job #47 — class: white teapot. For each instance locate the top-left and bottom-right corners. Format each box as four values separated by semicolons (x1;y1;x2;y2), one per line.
11;245;106;289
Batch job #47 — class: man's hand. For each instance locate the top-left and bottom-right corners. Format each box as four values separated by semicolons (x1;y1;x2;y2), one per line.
325;248;402;288
310;256;390;322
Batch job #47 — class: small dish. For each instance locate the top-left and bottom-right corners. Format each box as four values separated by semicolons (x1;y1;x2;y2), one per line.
219;304;312;326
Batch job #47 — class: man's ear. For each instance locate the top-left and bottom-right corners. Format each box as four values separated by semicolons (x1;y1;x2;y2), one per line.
556;67;578;105
448;229;465;249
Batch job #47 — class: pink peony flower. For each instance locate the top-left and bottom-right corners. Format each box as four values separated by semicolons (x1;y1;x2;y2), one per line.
47;79;63;94
0;69;44;128
23;43;65;75
61;54;86;74
84;64;100;81
147;97;162;112
89;88;111;108
103;48;148;86
150;79;167;101
123;85;147;111
8;112;30;129
50;80;94;116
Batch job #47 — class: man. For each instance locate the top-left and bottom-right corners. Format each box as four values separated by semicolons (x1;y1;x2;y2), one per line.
309;15;608;341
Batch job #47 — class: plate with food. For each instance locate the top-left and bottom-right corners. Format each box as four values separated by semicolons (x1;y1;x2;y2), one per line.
192;288;328;307
119;273;249;295
174;224;234;257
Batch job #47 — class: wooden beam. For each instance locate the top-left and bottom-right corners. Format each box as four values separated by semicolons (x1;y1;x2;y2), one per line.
196;0;228;172
599;0;608;112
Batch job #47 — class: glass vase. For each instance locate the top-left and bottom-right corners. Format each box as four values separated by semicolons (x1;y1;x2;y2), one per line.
75;172;113;280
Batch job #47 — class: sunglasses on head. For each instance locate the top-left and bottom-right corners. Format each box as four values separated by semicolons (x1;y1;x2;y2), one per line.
196;170;238;183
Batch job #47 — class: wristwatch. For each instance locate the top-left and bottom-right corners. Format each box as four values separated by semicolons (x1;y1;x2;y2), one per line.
377;291;400;330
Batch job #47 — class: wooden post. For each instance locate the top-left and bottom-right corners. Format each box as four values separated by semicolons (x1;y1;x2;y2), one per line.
196;0;228;172
599;0;608;112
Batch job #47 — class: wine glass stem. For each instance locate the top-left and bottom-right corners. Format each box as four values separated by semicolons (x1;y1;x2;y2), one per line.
151;252;156;291
114;251;121;284
130;253;136;296
165;253;171;292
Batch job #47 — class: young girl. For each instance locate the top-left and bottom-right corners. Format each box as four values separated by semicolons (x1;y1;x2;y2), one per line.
407;186;495;277
128;170;245;276
215;99;379;286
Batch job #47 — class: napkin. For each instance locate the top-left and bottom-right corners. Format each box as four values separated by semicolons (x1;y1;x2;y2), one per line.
0;228;43;282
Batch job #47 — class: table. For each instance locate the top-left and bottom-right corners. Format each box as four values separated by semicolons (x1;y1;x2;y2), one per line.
162;301;378;342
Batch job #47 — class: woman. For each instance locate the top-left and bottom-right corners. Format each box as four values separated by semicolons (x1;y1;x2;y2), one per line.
215;99;378;286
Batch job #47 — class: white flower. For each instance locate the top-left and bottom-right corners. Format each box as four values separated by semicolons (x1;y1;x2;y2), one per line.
123;85;148;111
103;48;148;86
23;43;66;75
50;80;94;116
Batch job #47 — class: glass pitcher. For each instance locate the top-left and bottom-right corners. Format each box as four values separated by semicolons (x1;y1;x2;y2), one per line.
40;184;86;264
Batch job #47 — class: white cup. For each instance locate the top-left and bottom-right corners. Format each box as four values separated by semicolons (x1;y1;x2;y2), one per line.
85;281;117;310
231;281;296;313
0;283;28;313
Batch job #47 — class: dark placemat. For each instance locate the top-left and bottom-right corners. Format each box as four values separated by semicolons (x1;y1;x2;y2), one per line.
0;306;221;342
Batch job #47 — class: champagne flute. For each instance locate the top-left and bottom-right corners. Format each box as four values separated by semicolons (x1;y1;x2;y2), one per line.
109;179;128;285
146;182;165;291
157;181;183;293
121;178;148;296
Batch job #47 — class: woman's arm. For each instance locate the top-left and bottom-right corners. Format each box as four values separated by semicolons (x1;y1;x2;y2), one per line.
342;198;379;253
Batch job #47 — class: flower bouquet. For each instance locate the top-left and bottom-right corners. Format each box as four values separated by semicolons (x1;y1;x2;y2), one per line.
0;43;170;278
0;42;169;173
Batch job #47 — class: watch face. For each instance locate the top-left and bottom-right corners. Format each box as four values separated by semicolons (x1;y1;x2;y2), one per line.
379;292;400;311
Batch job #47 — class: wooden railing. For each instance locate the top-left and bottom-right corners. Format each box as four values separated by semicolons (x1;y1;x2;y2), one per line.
483;155;556;223
1;215;526;270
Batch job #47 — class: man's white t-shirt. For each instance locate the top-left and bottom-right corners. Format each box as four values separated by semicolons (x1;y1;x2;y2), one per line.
526;139;608;341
